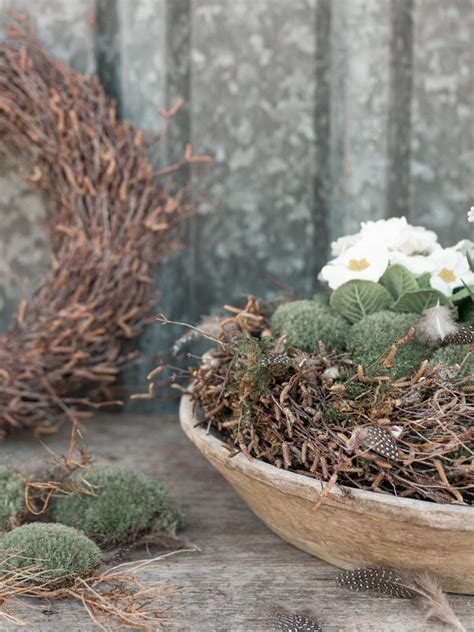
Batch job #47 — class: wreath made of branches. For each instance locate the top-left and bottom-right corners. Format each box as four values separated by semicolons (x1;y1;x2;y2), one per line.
0;19;204;439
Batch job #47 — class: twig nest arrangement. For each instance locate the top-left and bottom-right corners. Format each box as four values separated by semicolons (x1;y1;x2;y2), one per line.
0;466;25;530
0;18;209;438
0;523;103;584
50;466;181;548
171;218;474;506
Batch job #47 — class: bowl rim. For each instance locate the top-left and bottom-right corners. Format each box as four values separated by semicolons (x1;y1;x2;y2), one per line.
180;393;474;527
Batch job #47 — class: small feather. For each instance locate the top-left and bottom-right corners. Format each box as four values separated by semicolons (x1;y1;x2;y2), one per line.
337;568;416;599
441;324;474;346
274;612;322;631
337;568;466;631
260;353;292;368
348;426;400;461
415;305;459;347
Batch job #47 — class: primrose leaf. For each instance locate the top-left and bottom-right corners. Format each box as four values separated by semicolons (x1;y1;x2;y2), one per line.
380;264;418;300
417;272;432;289
330;280;392;324
391;289;452;314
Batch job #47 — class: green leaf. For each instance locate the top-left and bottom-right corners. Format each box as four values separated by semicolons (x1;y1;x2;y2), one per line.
391;289;451;314
451;285;474;304
379;264;418;300
417;273;431;289
330;280;392;324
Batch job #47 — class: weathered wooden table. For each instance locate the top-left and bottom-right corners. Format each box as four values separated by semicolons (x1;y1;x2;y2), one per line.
2;414;473;631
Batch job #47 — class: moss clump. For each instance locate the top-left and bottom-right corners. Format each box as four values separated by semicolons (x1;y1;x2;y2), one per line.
0;466;25;531
0;523;102;582
270;300;350;353
429;344;474;379
50;466;180;547
347;311;432;379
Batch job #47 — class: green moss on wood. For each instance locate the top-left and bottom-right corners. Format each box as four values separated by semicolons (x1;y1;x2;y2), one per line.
0;466;25;531
270;300;350;353
347;311;432;379
0;523;102;581
50;466;180;547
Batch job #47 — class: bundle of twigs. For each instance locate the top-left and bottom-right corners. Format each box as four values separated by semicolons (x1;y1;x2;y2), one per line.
0;17;207;438
172;297;473;505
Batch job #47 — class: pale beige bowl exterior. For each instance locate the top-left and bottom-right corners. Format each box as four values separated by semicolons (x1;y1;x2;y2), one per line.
180;394;474;594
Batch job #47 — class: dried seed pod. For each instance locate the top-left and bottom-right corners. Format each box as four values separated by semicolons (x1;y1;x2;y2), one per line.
274;612;322;631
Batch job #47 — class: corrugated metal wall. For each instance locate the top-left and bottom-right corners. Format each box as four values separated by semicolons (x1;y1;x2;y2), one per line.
0;0;473;400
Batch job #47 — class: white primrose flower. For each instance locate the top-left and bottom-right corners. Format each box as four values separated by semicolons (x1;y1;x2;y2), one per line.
360;217;439;255
452;239;474;257
330;232;362;256
388;251;437;276
468;207;474;222
319;240;390;290
429;248;474;296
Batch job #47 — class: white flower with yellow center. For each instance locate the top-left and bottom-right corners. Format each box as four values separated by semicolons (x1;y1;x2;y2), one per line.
429;248;474;296
319;240;390;290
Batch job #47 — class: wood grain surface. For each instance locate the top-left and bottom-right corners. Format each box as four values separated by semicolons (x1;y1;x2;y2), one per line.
1;413;473;631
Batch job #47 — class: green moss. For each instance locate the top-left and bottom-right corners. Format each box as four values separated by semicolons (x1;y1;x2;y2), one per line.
347;311;432;379
429;344;473;379
0;466;25;531
0;523;102;582
50;466;180;547
232;333;273;404
270;300;350;353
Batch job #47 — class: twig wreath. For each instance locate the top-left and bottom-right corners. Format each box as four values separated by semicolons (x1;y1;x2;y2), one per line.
0;18;207;438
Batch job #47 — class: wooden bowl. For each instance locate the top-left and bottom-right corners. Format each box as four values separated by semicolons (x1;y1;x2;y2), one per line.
180;394;474;594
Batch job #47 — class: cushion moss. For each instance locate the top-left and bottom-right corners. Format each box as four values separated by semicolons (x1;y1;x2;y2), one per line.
270;300;350;353
0;466;25;531
429;344;473;380
0;523;102;582
347;311;432;379
50;466;180;547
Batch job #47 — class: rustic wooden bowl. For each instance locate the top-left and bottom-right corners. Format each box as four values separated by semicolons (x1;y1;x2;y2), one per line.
180;394;474;594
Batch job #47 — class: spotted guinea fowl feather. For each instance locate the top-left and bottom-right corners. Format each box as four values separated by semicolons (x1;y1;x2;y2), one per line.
274;612;322;631
337;568;465;632
441;324;474;346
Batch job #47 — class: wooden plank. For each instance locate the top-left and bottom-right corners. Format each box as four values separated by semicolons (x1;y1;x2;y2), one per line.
2;414;472;630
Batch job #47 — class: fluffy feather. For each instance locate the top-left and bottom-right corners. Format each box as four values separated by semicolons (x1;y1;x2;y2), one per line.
415;304;459;347
337;568;465;631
